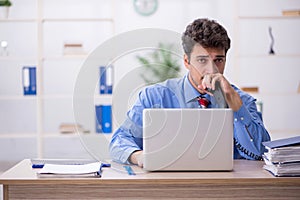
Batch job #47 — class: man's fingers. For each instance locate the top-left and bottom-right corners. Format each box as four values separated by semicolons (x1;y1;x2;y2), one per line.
202;75;212;90
136;151;144;168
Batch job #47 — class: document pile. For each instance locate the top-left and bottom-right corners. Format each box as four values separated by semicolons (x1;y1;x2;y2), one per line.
262;136;300;177
36;161;110;178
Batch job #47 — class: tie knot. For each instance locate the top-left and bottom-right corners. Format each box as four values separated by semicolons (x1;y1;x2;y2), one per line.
198;97;209;108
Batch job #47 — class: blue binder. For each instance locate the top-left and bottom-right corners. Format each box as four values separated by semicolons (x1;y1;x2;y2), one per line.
99;66;106;94
106;66;113;94
101;105;112;133
262;136;300;149
99;66;113;94
95;105;103;133
22;66;36;95
95;105;112;134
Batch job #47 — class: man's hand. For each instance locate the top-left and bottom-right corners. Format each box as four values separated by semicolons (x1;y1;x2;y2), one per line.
198;73;243;111
129;150;144;168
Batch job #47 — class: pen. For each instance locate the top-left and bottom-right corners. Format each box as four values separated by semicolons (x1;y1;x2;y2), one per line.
123;165;136;175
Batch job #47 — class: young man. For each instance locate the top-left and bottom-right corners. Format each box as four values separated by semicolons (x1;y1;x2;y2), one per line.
109;18;270;167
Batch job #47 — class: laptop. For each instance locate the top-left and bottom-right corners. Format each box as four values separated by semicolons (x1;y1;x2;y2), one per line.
143;108;233;171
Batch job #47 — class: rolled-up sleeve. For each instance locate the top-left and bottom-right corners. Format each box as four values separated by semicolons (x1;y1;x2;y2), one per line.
233;91;270;160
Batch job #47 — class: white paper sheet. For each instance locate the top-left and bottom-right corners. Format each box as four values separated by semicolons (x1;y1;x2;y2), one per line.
38;162;101;176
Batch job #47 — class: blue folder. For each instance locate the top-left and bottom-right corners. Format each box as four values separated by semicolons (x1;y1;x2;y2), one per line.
99;66;113;94
95;105;112;133
22;66;36;95
101;105;112;133
262;136;300;149
99;66;106;94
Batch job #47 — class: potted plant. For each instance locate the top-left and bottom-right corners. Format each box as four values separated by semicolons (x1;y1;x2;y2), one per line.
0;0;12;19
136;42;181;84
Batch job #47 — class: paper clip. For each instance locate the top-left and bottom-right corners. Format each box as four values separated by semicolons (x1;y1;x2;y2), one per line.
32;164;44;168
97;163;111;177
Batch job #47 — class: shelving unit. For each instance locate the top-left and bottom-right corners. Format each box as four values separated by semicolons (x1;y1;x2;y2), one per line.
234;0;300;140
0;0;115;164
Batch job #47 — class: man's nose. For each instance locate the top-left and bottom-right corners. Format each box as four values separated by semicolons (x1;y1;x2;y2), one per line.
206;60;219;74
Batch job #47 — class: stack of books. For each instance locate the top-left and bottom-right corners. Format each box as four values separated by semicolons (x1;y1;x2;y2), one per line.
59;123;90;134
262;136;300;177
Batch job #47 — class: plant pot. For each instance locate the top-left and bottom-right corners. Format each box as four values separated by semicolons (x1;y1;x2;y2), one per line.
0;6;9;19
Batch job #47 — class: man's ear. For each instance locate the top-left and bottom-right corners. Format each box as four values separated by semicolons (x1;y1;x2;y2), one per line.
183;54;190;70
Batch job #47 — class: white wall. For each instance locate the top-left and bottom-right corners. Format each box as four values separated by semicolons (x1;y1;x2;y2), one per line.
111;0;237;127
113;0;236;76
95;0;300;140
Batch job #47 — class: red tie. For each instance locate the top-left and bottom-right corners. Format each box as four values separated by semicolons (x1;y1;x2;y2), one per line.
198;97;209;108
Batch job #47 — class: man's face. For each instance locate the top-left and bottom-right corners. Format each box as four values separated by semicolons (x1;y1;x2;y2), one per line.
184;43;226;88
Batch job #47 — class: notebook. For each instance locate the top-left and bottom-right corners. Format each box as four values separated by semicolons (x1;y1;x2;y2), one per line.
143;108;233;171
37;162;102;178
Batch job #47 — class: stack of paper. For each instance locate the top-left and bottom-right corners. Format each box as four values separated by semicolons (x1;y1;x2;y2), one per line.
262;136;300;177
37;162;102;178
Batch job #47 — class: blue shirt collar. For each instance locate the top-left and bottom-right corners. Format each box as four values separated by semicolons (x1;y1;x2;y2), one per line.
184;73;201;103
183;73;213;105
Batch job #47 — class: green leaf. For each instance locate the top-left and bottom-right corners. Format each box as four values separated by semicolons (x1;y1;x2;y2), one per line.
136;42;181;84
0;0;12;6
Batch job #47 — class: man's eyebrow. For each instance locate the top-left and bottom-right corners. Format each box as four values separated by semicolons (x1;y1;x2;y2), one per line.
195;55;209;58
195;55;225;58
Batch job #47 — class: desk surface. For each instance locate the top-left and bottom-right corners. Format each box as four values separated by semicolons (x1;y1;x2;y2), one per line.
0;159;298;182
1;159;300;199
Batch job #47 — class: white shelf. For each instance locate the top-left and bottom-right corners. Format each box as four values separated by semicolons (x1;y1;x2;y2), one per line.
42;18;114;22
0;19;37;22
0;0;115;161
0;95;37;100
0;133;37;138
42;95;112;101
39;94;114;100
0;56;37;61
43;133;81;138
0;18;114;23
94;94;113;105
234;0;300;140
94;94;113;99
238;16;300;20
41;95;73;99
43;55;88;60
236;54;300;58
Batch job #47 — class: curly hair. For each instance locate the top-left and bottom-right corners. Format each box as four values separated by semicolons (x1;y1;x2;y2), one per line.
182;18;231;61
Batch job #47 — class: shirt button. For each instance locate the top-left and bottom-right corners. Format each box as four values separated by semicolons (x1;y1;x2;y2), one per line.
234;118;237;122
241;117;244;121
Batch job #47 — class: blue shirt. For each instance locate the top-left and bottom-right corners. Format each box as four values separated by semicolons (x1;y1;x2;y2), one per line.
109;74;270;164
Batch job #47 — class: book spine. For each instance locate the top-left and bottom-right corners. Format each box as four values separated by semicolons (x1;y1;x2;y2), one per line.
95;105;103;133
101;105;112;133
106;65;113;94
282;10;300;16
22;66;36;95
99;66;106;94
99;65;113;94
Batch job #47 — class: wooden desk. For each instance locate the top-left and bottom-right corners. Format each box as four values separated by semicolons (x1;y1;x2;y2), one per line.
1;159;300;199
